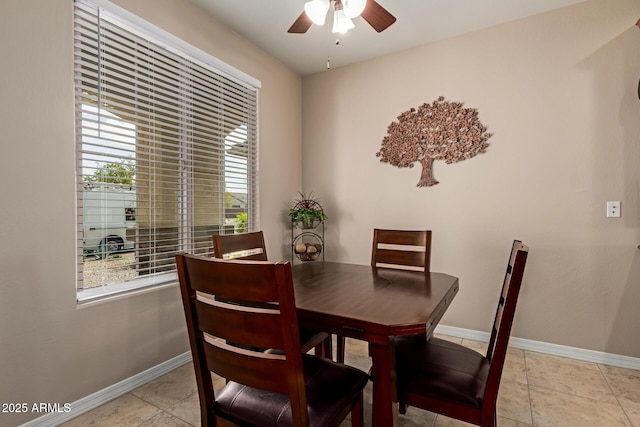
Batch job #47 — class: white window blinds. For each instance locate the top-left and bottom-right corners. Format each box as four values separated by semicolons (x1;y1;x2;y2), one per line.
74;0;259;302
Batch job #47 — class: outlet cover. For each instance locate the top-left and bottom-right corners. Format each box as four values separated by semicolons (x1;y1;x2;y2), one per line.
607;201;621;218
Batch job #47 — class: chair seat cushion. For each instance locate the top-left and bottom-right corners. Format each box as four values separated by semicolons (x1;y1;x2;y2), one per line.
216;354;369;426
396;336;490;409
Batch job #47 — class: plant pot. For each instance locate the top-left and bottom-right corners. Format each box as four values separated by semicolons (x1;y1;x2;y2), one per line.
296;219;321;229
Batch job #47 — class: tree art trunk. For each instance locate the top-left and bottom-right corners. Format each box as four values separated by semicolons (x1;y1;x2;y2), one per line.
417;157;438;187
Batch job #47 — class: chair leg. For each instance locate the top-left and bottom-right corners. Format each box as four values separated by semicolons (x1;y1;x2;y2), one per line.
313;335;333;360
350;392;364;427
314;336;333;359
337;335;346;363
324;336;333;359
481;409;497;427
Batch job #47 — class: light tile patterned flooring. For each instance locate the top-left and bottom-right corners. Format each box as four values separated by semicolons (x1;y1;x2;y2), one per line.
61;335;640;426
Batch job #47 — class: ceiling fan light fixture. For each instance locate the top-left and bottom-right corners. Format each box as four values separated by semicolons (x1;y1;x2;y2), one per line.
343;0;367;18
304;0;330;26
332;8;355;33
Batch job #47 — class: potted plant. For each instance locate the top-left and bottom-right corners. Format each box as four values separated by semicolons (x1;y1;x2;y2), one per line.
289;191;327;229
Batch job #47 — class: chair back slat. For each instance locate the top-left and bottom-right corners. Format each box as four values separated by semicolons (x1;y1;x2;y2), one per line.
195;298;284;350
375;248;428;268
203;339;290;394
184;256;278;302
213;231;268;261
371;229;432;271
176;254;308;426
484;241;529;405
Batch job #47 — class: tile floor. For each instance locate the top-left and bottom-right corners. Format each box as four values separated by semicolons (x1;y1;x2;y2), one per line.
60;335;640;426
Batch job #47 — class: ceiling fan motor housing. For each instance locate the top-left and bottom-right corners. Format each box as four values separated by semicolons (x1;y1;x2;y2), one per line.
288;0;396;34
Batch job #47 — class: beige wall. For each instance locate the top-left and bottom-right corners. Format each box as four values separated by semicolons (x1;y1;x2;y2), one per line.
302;0;640;357
0;0;301;425
2;0;640;424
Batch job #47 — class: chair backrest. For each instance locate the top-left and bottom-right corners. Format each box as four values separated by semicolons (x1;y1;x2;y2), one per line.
175;255;309;426
371;229;432;271
212;231;267;261
484;240;529;406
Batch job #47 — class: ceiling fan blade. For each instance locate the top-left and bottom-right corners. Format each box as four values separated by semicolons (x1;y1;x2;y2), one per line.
360;0;396;32
288;12;313;33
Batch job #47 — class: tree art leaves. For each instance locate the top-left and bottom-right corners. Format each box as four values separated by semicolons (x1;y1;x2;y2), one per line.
376;97;491;187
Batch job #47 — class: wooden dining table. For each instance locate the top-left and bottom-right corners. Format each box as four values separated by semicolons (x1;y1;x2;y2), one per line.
291;261;459;427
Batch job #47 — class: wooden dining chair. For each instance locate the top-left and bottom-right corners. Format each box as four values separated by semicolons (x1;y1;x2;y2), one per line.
212;231;331;358
176;255;369;427
335;228;432;363
371;228;432;271
394;240;529;427
212;231;268;261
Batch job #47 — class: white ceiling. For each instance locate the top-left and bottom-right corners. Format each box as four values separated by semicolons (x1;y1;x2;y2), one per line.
189;0;585;76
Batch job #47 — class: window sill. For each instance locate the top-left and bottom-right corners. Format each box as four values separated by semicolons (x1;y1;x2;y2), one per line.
77;272;178;305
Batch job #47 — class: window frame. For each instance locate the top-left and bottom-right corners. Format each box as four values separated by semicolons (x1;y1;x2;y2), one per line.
74;0;260;304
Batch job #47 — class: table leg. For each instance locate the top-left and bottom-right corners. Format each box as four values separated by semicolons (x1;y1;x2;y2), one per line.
369;339;399;427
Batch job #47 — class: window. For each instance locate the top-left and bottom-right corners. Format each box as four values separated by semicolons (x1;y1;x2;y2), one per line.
74;0;260;302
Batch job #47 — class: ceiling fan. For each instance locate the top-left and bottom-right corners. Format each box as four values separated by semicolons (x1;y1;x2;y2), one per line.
288;0;396;34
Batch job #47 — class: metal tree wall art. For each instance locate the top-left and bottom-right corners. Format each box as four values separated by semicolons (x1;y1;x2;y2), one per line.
376;96;491;187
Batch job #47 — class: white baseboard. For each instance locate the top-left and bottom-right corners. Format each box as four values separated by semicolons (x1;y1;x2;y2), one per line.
21;352;192;427
435;325;640;370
